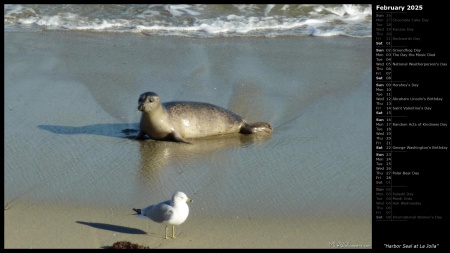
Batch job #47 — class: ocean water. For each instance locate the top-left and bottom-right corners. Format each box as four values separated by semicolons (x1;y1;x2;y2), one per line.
4;4;372;37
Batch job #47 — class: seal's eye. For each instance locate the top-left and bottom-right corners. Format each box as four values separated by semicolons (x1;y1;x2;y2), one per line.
149;98;154;103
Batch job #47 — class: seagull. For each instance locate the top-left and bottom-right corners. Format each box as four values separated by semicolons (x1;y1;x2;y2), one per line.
133;191;193;239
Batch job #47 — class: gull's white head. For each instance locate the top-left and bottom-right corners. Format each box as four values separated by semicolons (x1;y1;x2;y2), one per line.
172;191;193;204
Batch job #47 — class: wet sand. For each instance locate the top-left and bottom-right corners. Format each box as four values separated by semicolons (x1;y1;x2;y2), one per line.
4;31;372;248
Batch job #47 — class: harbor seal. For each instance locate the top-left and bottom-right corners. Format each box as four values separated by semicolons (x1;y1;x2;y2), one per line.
136;92;272;143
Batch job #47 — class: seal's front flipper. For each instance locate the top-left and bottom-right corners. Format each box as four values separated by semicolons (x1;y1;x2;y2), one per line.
171;132;192;144
135;131;146;140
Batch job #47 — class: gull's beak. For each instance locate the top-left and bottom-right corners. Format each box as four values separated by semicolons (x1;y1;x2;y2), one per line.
187;198;193;203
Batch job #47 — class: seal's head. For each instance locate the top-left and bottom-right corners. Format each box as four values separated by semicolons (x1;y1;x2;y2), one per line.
138;92;161;112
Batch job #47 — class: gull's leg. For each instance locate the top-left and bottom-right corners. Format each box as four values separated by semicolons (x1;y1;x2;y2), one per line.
172;225;176;238
165;226;168;239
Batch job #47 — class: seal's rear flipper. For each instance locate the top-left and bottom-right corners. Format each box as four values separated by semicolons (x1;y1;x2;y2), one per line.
241;122;273;134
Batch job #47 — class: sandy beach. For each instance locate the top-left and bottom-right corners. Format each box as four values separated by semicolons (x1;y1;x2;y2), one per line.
4;31;372;249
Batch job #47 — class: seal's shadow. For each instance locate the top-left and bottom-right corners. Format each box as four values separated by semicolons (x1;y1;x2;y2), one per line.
38;123;140;139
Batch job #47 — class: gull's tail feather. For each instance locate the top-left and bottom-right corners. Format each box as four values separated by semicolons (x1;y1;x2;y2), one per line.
132;208;141;214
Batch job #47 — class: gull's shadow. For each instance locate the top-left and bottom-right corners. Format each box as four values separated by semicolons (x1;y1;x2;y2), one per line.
76;221;146;234
38;123;140;139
